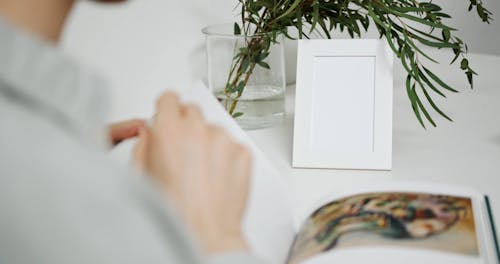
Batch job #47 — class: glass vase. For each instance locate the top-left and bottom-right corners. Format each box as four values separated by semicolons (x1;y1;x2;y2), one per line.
202;23;286;130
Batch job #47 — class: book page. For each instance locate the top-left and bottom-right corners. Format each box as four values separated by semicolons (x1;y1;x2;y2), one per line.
287;182;494;264
110;82;296;263
182;83;296;263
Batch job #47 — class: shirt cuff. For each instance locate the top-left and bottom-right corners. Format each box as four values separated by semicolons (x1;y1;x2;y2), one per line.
207;252;269;264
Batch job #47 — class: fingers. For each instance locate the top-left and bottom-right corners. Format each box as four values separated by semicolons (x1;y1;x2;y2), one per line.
151;90;252;175
207;125;228;141
133;128;149;172
231;144;252;217
233;145;252;171
182;104;203;119
206;125;252;220
231;143;252;182
143;90;253;253
207;124;253;177
154;92;205;125
156;92;181;114
109;119;147;146
153;92;182;130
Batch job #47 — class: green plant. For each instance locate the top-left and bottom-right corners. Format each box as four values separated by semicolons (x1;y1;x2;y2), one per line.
224;0;492;127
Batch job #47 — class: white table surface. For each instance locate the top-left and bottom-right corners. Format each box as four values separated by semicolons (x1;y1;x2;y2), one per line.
247;52;500;236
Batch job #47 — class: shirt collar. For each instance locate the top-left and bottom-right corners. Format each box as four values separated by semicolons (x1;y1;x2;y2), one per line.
0;18;109;147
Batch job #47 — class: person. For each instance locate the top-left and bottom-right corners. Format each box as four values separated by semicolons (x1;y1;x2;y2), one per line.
0;0;264;263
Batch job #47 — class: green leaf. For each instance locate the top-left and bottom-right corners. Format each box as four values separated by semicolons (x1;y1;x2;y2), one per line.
400;46;418;80
236;81;245;94
420;85;453;122
450;48;461;64
239;47;249;55
257;61;270;69
414;88;437;127
310;0;320;33
379;4;457;31
384;30;400;57
460;58;469;70
411;33;460;49
418;70;446;98
403;33;439;63
318;17;332;39
442;29;451;41
232;112;244;118
274;0;302;21
255;52;270;63
225;83;236;93
404;24;443;42
406;75;426;128
367;6;390;31
477;5;486;20
241;57;250;73
296;9;304;38
232;0;482;128
466;70;474;88
434;12;452;18
392;6;430;13
423;67;459;93
361;16;370;31
419;2;443;12
234;22;241;35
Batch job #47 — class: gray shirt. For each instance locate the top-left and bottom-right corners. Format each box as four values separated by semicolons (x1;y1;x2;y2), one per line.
0;18;264;264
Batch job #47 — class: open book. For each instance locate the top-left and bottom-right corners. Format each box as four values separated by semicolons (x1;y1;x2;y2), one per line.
285;183;499;264
111;82;499;264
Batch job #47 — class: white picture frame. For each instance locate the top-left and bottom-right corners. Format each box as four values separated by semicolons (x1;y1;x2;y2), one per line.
293;39;393;170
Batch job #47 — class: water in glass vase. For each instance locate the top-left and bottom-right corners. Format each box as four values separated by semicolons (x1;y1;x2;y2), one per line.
214;85;285;130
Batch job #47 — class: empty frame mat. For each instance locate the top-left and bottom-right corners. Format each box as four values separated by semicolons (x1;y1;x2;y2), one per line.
293;40;393;170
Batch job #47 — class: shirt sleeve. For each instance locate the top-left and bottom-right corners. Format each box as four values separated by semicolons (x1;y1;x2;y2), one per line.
0;91;266;264
0;116;201;264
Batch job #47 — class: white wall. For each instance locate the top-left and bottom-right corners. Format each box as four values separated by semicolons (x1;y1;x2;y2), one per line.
63;0;237;121
62;0;499;122
433;0;500;56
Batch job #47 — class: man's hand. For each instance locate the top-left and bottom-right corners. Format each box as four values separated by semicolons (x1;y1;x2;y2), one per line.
108;119;146;146
134;92;252;255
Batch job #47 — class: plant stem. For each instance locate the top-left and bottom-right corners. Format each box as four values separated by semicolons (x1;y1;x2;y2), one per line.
228;62;257;114
224;31;269;115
